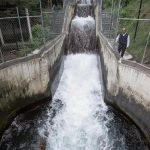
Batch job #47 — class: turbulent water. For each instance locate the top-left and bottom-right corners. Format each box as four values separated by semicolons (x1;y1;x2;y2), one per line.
69;16;96;53
79;0;91;4
68;0;96;53
39;54;149;150
0;54;148;150
76;4;93;17
0;0;149;149
41;54;109;150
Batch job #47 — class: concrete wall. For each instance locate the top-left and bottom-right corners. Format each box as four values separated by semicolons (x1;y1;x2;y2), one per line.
63;0;75;8
0;34;66;135
0;4;75;137
62;5;75;34
95;6;150;142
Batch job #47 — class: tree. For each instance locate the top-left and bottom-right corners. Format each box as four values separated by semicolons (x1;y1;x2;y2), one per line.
4;0;39;10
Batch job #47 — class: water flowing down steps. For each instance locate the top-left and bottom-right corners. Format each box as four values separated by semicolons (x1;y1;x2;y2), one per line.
42;54;109;149
69;16;96;53
76;4;93;17
0;0;149;149
0;54;148;150
68;0;96;53
37;54;148;150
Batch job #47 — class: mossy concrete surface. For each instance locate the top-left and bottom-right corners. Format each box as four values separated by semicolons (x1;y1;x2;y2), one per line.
95;5;150;143
0;4;75;138
0;79;47;137
0;34;66;138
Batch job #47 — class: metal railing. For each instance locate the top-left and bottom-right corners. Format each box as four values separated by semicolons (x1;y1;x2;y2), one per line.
100;0;150;66
0;7;64;63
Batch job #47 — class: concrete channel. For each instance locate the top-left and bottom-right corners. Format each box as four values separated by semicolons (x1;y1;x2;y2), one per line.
0;1;150;149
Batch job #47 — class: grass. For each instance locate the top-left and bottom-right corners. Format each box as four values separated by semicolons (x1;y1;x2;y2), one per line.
111;0;150;63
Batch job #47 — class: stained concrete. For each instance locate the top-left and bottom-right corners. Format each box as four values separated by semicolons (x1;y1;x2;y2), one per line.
0;4;75;137
0;34;66;137
95;5;150;142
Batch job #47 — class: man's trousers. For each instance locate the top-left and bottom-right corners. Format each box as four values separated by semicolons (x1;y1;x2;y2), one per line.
118;43;127;57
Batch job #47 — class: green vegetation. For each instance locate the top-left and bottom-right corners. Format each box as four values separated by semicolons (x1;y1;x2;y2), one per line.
104;0;150;63
119;0;150;62
0;0;63;17
0;0;63;60
0;0;40;17
31;24;43;49
24;18;58;53
4;0;39;9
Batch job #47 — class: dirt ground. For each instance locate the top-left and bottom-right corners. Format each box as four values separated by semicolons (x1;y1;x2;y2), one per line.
0;50;21;63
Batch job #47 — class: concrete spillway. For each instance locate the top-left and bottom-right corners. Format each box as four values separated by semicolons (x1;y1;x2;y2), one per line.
68;2;96;53
42;54;109;149
76;4;93;17
0;54;148;149
69;16;96;52
0;0;149;149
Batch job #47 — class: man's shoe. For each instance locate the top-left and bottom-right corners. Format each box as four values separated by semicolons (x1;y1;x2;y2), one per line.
118;58;122;63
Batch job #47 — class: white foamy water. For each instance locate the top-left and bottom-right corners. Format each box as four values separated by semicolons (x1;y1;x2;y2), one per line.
80;0;91;4
69;16;96;52
71;16;95;30
0;54;147;150
39;54;122;150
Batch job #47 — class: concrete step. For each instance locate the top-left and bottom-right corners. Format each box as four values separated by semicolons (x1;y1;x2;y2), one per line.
103;31;113;33
102;21;112;24
102;27;112;30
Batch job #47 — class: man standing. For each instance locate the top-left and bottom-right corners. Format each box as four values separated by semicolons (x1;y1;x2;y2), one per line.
116;28;130;62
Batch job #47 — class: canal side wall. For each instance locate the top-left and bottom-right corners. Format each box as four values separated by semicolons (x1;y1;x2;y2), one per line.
95;6;150;142
0;34;66;134
0;5;75;137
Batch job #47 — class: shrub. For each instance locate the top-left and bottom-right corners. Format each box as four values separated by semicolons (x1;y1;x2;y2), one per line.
32;24;43;39
31;24;44;49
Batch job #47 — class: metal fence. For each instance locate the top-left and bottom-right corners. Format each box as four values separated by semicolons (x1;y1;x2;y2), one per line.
101;0;150;66
0;7;64;63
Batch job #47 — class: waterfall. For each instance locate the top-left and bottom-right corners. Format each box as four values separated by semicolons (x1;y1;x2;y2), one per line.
69;16;96;53
78;0;92;4
0;0;148;150
76;4;93;17
42;54;116;150
68;0;96;53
